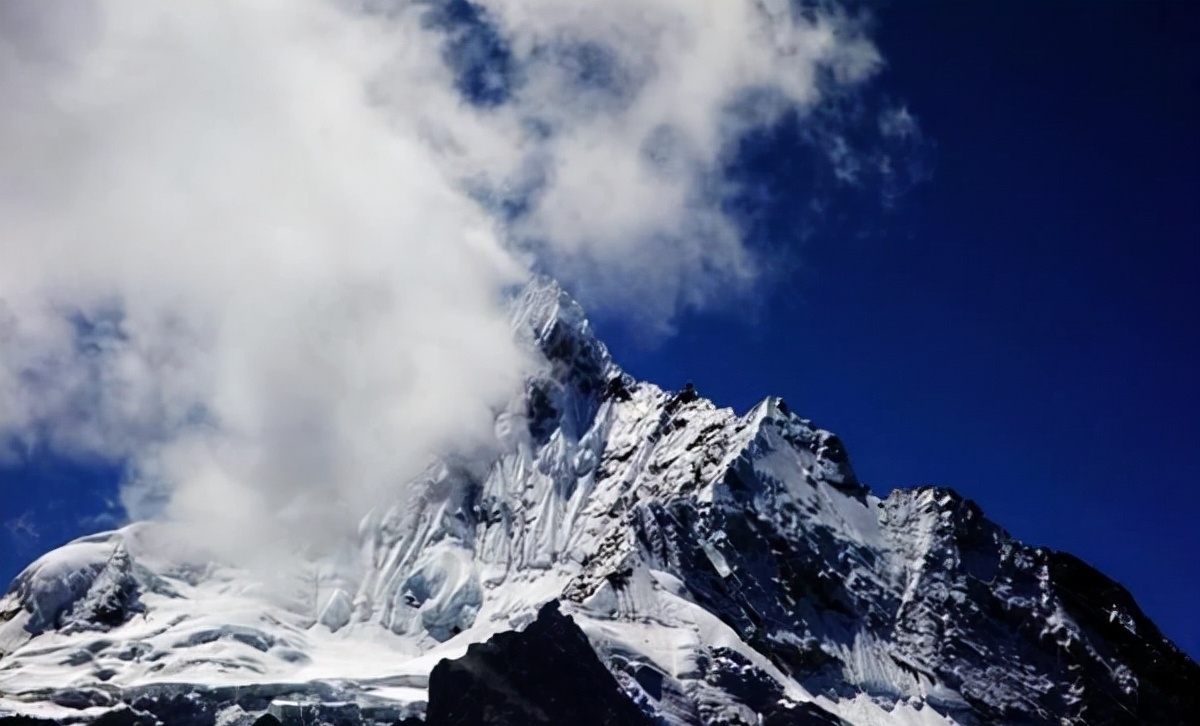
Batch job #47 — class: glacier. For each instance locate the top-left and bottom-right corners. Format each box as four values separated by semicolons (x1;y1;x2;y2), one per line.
1;277;1196;725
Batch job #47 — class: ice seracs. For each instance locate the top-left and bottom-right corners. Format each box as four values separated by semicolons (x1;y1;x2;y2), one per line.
1;276;1197;725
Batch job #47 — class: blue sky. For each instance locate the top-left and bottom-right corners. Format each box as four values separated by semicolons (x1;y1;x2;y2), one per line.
2;0;1197;662
596;1;1200;658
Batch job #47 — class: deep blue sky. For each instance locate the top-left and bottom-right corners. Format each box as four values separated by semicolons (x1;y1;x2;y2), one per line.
2;1;1197;662
598;1;1200;659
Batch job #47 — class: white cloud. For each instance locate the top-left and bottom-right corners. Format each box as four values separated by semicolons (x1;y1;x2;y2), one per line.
0;0;531;562
0;0;885;565
4;511;40;542
430;0;883;324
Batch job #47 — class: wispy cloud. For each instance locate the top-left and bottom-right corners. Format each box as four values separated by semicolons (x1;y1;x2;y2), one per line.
0;0;896;566
3;511;40;543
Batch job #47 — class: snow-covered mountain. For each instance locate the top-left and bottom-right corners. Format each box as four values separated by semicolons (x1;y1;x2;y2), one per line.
2;278;1197;725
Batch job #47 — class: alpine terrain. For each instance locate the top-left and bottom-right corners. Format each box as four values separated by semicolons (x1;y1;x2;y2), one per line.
1;278;1196;725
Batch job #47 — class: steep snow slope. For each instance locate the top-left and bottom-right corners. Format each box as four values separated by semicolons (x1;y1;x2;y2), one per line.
1;277;1196;725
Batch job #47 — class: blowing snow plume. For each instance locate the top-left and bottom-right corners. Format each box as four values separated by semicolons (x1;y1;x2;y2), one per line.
0;0;882;565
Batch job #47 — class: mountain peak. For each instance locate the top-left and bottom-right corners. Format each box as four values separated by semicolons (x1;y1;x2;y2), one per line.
1;278;1196;726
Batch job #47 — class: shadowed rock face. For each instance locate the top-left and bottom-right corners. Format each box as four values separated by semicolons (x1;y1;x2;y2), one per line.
871;490;1200;725
423;600;654;726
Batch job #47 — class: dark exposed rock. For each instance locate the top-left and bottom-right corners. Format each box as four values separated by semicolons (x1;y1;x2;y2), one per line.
676;382;699;404
423;600;654;726
761;702;846;726
90;707;156;726
49;688;116;710
129;692;213;726
602;375;633;402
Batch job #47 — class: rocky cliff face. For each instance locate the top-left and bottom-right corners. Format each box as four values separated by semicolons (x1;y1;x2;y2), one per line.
421;600;654;726
1;278;1196;726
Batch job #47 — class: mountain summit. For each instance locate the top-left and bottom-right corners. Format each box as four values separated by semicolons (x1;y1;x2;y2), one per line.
2;278;1196;725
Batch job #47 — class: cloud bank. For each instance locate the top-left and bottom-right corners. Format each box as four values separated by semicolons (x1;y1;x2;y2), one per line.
0;0;885;562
